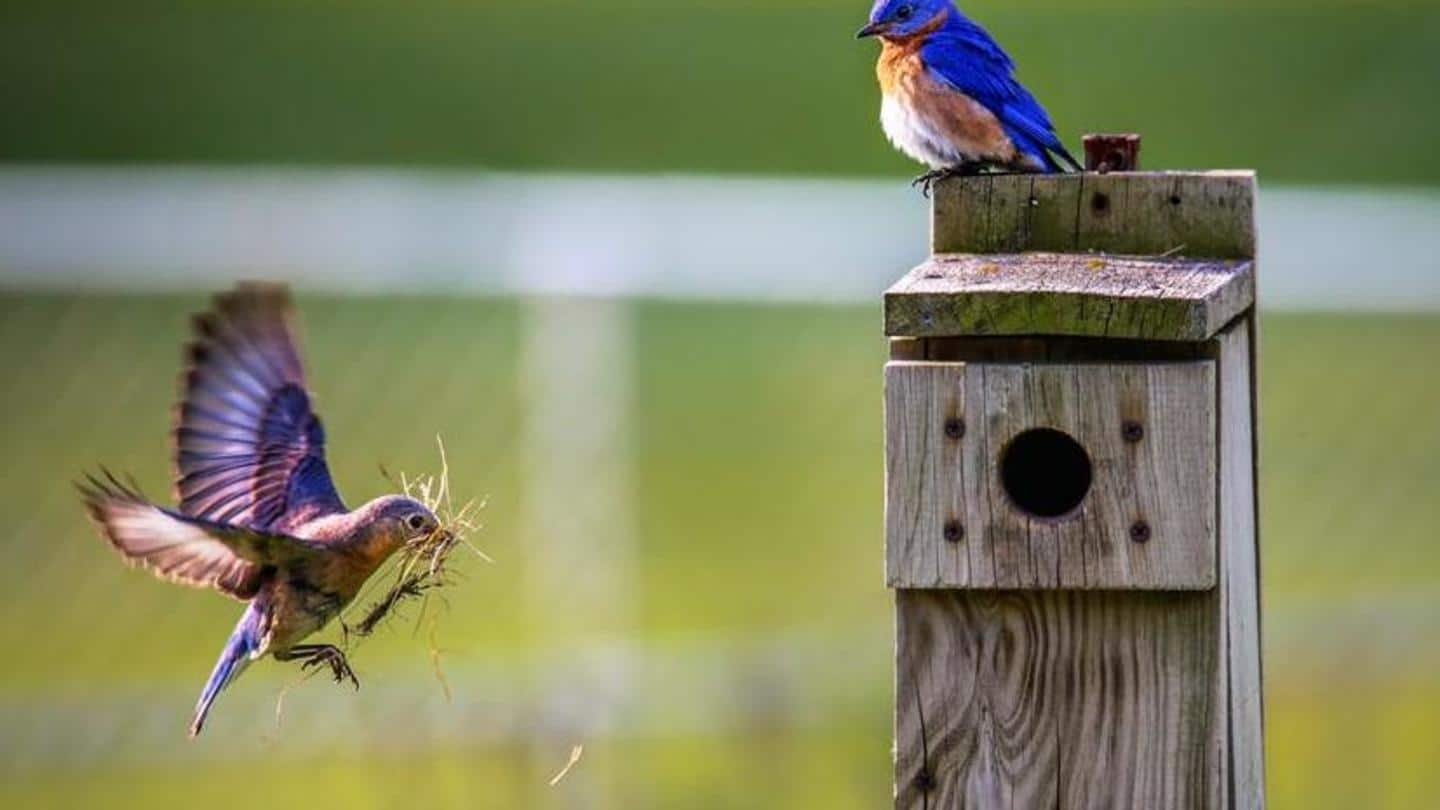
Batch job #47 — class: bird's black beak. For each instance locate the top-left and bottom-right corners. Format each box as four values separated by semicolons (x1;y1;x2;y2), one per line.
856;21;887;39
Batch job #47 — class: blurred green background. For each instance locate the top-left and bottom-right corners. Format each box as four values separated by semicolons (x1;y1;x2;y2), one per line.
2;0;1439;808
3;0;1440;184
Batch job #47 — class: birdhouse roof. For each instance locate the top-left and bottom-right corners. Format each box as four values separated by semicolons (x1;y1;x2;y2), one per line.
885;171;1257;341
885;252;1254;342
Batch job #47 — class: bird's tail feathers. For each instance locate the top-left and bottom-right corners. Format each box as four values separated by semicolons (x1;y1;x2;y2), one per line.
189;606;264;738
1052;143;1083;173
1007;125;1081;175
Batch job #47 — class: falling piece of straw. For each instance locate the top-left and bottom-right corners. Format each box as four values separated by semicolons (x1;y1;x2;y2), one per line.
428;623;453;704
549;745;585;787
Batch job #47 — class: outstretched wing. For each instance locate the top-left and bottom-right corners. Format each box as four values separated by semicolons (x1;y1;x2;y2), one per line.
921;21;1080;172
79;472;323;600
175;283;345;532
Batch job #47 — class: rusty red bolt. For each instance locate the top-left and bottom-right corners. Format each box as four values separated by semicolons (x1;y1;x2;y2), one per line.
1083;133;1142;173
1129;520;1152;543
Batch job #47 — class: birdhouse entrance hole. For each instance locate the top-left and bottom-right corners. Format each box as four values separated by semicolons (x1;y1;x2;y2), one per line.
1000;428;1092;519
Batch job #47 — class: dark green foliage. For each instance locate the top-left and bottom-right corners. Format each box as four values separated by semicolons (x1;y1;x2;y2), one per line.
1;1;1438;185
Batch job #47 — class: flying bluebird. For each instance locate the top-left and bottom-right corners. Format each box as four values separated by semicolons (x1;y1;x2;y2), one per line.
78;284;441;737
858;0;1080;187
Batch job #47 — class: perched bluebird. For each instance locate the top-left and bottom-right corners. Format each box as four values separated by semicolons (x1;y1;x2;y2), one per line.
78;284;440;737
858;0;1080;187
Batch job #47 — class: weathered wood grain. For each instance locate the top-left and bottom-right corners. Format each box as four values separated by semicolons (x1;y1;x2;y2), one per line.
1054;590;1222;810
931;172;1256;259
1218;319;1266;809
895;591;1061;810
885;362;968;586
885;361;1217;590
884;253;1255;341
896;590;1221;810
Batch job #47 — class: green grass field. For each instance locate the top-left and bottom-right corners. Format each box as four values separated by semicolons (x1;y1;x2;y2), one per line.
0;294;1437;808
2;0;1439;186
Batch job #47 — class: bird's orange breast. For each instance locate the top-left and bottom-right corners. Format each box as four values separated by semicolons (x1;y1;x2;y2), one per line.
874;36;1017;164
875;32;928;98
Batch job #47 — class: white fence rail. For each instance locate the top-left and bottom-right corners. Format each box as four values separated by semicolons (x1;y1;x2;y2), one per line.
1;167;1437;309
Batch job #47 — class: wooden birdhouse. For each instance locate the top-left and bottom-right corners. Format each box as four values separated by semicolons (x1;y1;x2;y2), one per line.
883;145;1264;809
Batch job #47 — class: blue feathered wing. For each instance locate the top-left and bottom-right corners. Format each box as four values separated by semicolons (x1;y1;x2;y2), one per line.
920;19;1080;173
174;283;346;532
79;471;328;599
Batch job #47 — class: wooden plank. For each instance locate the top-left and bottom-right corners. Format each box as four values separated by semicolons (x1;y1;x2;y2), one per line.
884;253;1255;341
1025;365;1073;587
885;362;967;587
895;591;1060;810
1218;319;1266;808
960;365;996;587
1054;591;1222;809
931;172;1256;259
896;590;1221;810
978;364;1031;588
885;361;1216;590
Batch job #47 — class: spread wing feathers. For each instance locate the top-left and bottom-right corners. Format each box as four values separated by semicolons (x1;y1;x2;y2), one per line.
175;283;345;532
79;471;324;600
921;22;1080;173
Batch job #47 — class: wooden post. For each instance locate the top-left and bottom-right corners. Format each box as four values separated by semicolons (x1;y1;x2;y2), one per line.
883;155;1264;809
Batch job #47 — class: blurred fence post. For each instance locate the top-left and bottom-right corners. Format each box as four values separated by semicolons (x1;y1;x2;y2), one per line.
520;297;637;806
882;150;1265;808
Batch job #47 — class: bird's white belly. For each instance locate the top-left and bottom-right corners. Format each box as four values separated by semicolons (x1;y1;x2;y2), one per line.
881;93;961;170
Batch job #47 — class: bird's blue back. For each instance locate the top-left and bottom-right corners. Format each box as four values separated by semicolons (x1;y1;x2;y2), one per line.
921;6;1077;172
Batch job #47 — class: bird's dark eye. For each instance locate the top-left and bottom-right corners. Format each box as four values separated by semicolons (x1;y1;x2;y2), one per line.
895;4;914;20
407;514;426;531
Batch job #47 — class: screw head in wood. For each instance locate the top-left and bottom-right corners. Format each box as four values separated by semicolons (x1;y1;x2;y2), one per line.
1129;520;1152;543
1122;420;1145;443
943;521;964;543
944;417;965;439
915;768;936;793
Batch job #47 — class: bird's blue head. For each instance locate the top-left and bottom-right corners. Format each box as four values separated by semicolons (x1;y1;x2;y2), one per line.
857;0;952;40
368;495;440;541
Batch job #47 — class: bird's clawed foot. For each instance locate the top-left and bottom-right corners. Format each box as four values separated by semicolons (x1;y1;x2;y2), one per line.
287;644;360;690
911;162;987;197
911;169;947;198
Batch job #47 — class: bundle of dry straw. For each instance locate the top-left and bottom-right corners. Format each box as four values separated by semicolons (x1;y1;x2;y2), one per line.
349;438;488;640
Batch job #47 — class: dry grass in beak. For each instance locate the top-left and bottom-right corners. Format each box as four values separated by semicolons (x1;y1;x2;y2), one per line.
351;436;489;639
